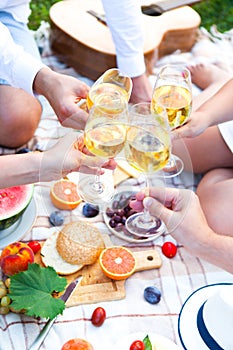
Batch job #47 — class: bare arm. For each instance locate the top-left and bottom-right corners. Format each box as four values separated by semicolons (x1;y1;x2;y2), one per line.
0;132;116;188
130;187;233;273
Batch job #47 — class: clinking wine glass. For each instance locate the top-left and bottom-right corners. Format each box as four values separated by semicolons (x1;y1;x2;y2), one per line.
86;68;133;110
77;92;128;207
124;102;171;237
151;64;192;178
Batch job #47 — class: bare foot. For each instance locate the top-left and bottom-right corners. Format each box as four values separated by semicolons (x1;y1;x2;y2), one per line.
187;63;229;89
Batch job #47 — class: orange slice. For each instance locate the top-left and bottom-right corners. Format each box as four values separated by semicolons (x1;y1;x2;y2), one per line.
99;246;136;280
50;179;82;210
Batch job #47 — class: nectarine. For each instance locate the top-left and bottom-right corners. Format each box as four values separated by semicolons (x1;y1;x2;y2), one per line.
61;338;94;350
0;242;34;276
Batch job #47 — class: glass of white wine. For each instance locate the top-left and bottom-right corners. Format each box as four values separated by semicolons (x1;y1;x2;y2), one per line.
124;102;171;237
86;68;132;110
151;64;192;178
77;92;128;207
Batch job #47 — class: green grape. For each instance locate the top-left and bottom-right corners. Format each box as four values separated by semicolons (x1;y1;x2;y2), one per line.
0;305;10;315
0;284;7;298
1;295;11;307
4;278;11;289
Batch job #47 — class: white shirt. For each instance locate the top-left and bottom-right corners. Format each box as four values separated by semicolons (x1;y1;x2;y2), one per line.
0;0;31;23
0;1;45;95
102;0;146;78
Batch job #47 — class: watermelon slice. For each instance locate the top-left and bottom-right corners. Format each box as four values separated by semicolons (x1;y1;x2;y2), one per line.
0;184;34;230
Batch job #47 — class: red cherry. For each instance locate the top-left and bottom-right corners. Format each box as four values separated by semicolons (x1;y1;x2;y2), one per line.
27;241;41;254
162;241;177;258
130;340;145;350
91;307;106;327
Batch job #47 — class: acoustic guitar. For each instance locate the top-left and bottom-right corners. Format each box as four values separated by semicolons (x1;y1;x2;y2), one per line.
49;0;201;80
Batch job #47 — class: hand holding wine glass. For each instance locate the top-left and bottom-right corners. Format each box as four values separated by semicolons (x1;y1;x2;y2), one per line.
77;92;128;207
124;102;171;237
151;64;192;177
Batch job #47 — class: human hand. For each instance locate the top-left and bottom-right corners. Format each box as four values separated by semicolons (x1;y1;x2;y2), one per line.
129;73;153;104
130;187;213;249
171;110;211;139
33;68;90;130
41;132;117;181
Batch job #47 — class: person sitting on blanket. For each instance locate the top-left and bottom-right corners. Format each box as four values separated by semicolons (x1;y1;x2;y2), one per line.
172;63;233;237
130;64;233;273
0;2;116;188
0;1;90;149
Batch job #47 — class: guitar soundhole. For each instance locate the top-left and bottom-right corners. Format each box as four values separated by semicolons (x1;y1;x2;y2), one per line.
141;4;164;16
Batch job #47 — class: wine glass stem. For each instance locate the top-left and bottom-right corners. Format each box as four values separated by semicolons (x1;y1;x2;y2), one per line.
93;167;104;194
142;175;154;224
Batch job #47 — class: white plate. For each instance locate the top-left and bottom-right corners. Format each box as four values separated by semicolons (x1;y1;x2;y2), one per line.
103;188;165;244
0;198;37;249
114;332;181;350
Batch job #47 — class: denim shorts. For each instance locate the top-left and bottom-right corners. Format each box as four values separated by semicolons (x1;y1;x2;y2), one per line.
0;10;41;85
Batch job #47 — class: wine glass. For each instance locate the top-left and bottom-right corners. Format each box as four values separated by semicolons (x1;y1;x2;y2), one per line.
124;102;171;237
77;92;128;207
86;68;133;110
151;64;192;178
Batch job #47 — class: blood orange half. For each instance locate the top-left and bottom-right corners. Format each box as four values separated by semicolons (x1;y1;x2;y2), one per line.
99;246;136;280
50;179;82;210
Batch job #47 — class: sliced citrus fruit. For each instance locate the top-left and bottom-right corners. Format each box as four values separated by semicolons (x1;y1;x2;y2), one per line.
99;246;136;280
50;179;82;210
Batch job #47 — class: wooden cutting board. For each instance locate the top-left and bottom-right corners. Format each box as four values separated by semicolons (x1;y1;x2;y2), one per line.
67;235;162;307
36;234;162;307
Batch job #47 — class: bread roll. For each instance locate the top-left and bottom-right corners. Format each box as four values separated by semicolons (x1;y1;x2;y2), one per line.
41;231;83;275
56;221;105;265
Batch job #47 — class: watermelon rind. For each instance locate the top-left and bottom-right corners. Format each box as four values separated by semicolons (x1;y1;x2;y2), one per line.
0;184;34;231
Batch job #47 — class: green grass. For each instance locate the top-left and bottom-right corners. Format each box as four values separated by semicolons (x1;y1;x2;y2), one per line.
193;0;233;32
28;0;233;33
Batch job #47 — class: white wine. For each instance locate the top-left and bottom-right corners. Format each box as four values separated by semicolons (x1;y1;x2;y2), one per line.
87;82;129;110
85;123;126;158
151;85;192;129
125;125;170;173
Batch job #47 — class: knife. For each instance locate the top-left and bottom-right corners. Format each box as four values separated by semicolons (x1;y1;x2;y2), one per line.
28;276;82;350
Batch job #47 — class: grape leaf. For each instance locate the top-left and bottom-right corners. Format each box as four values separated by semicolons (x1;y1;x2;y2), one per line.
8;263;67;319
143;335;152;350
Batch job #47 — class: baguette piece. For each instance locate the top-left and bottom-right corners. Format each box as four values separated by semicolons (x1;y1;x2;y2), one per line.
41;231;84;275
56;221;105;265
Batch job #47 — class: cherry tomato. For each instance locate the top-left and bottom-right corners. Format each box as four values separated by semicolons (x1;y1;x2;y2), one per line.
91;307;106;327
27;240;41;254
130;340;145;350
162;241;177;258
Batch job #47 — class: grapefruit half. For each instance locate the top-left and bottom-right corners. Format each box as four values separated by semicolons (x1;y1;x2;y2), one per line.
50;179;82;210
99;246;136;280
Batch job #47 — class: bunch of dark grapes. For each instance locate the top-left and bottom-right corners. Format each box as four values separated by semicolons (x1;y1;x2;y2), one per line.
106;194;137;231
